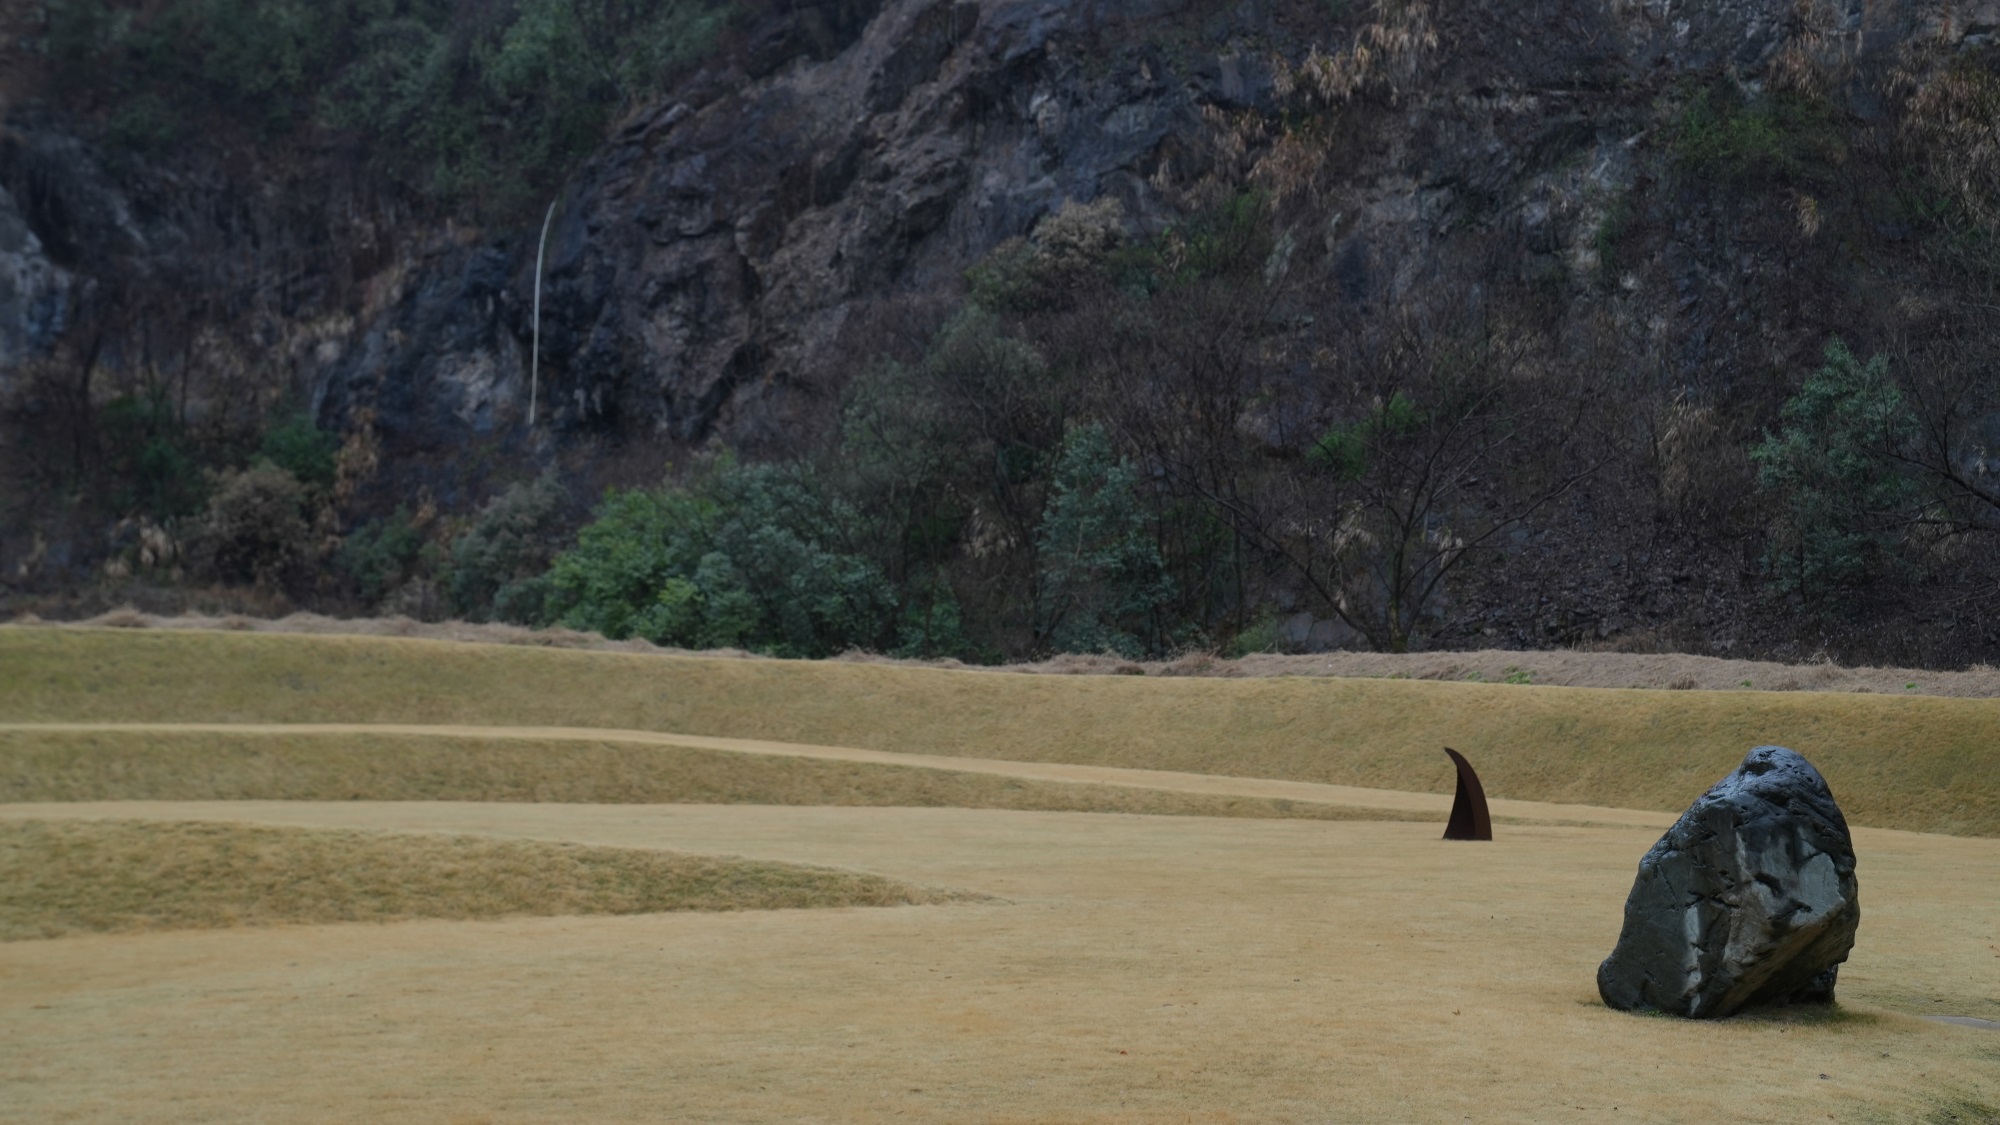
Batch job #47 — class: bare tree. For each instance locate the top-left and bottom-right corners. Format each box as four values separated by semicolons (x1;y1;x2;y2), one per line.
1280;313;1603;651
1143;299;1605;653
1888;312;2000;536
1046;240;1292;640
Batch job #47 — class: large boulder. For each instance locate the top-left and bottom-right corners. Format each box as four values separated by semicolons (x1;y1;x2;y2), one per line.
1597;745;1859;1018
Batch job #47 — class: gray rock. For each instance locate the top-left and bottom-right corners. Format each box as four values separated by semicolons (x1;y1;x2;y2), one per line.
0;183;71;376
1305;617;1359;652
1278;612;1314;648
1597;745;1859;1018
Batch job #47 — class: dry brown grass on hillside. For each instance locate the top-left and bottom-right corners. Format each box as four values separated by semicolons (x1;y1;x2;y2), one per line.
7;627;1999;835
0;728;1409;823
32;607;2000;696
0;818;971;941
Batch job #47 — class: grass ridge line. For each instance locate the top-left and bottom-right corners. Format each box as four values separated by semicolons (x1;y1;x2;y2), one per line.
0;721;1474;807
0;725;1433;824
3;629;1996;835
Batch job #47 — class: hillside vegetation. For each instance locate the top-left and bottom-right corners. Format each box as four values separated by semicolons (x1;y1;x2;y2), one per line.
5;626;1996;835
7;2;2000;670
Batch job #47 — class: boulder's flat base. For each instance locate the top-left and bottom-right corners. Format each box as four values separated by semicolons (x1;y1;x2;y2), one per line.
2;802;1994;1124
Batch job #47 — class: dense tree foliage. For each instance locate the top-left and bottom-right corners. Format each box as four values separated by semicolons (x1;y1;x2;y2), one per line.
1033;424;1176;659
540;459;897;657
1751;341;1921;599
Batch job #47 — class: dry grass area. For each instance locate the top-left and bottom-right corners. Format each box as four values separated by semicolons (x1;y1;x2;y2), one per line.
0;727;1408;823
0;817;965;941
40;608;2000;695
2;623;1998;1121
5;626;1998;835
2;802;1995;1123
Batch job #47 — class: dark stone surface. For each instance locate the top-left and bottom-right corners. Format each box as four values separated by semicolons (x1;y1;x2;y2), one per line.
20;0;1980;460
1597;745;1859;1018
352;0;1274;449
0;183;71;372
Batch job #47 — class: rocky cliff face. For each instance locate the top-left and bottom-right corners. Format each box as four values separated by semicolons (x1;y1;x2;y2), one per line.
307;0;2000;455
313;0;1278;459
11;0;1995;455
0;181;69;374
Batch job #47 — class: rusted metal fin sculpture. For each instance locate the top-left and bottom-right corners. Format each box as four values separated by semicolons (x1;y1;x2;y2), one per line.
1442;747;1493;841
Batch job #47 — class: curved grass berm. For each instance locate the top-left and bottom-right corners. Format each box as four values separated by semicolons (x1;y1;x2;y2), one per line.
0;818;976;941
4;626;1997;836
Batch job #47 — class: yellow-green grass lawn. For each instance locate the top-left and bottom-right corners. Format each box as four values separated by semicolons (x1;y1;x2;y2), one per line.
3;803;1996;1123
0;818;968;941
0;728;1408;822
3;626;1999;1122
4;626;1997;835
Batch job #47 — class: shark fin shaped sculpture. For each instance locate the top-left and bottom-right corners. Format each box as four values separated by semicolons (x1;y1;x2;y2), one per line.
1442;747;1493;841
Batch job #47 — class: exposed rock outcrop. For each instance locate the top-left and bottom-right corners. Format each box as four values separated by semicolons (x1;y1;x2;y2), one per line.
0;181;68;377
321;0;2000;453
1597;745;1859;1018
17;0;1998;460
434;0;1267;448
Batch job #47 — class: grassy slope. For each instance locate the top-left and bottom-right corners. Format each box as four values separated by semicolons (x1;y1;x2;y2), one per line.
0;729;1408;823
4;627;1997;834
0;818;967;940
6;804;1996;1122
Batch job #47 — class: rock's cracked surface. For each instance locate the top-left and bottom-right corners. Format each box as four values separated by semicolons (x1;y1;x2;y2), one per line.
1597;745;1859;1018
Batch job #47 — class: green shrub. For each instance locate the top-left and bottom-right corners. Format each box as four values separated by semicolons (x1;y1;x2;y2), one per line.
541;458;897;657
1034;424;1175;658
1898;57;2000;280
479;0;735;194
1307;392;1422;481
1592;191;1634;273
1751;339;1919;598
44;0;122;71
446;472;569;622
614;0;738;89
967;198;1127;313
317;17;450;174
185;463;314;586
257;410;338;489
182;0;327;132
832;358;975;568
1097;191;1273;296
99;391;206;522
104;92;182;155
1226;612;1282;657
891;575;973;660
1672;85;1844;187
338;507;427;603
